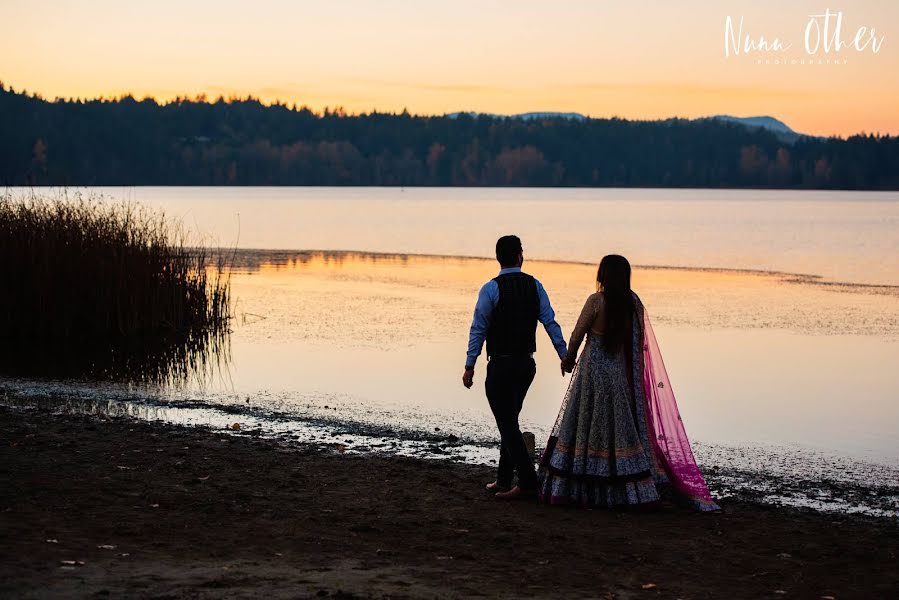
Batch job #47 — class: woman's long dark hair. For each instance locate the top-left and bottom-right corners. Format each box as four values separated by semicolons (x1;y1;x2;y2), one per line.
597;255;634;353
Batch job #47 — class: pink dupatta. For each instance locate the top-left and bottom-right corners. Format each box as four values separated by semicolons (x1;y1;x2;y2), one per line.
641;309;720;511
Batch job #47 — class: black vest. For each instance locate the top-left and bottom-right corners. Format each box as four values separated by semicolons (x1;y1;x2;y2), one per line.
486;272;539;357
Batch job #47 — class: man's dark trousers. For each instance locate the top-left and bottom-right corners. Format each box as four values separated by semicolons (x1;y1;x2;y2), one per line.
485;355;537;489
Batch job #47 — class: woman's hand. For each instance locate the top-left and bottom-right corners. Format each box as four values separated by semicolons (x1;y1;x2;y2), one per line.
560;356;575;375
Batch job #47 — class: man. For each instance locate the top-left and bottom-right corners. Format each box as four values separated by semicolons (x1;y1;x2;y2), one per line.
462;235;567;500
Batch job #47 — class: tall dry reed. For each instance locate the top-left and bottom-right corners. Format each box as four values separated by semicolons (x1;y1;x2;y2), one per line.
0;190;231;384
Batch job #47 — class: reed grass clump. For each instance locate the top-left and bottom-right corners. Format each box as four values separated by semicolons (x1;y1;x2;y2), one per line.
0;190;230;383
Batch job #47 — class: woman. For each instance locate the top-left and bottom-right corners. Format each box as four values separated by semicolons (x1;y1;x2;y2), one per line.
538;255;719;511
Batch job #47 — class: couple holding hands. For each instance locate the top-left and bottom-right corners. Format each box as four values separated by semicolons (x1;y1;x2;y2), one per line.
462;235;718;511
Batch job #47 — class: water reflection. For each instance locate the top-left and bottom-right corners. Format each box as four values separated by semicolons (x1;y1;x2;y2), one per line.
227;249;453;273
223;249;899;338
0;328;231;389
3;250;897;454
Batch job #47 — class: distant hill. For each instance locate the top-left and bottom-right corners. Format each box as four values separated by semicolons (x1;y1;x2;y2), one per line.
709;115;808;143
450;111;807;143
1;86;897;189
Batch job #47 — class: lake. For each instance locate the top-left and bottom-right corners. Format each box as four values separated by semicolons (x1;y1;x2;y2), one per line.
124;186;899;286
2;187;898;516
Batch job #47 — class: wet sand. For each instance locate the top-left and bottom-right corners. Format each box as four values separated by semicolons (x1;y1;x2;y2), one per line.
1;406;897;599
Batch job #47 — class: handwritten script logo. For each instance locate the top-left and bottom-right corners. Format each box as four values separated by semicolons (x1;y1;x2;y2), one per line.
725;9;885;59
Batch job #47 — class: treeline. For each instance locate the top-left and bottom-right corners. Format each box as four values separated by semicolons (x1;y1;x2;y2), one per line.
2;84;898;189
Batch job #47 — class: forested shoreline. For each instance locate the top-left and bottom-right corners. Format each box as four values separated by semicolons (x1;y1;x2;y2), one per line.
2;84;897;189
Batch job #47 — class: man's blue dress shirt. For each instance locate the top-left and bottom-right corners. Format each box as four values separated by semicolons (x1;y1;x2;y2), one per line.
465;267;567;369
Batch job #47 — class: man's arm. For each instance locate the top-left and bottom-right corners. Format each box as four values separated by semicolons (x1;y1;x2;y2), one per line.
465;281;498;371
536;280;567;359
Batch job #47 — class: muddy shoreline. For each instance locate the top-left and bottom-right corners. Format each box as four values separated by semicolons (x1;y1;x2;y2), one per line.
1;406;897;599
4;385;897;518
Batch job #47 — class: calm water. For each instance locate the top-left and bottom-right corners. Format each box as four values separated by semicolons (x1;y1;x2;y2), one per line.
114;186;899;286
3;187;898;515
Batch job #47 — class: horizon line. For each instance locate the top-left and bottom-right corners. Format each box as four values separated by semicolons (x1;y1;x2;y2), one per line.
4;81;895;140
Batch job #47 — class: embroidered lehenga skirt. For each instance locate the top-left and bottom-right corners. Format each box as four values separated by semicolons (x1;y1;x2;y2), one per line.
538;332;661;507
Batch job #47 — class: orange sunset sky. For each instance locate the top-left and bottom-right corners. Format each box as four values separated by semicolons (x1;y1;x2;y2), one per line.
1;0;897;137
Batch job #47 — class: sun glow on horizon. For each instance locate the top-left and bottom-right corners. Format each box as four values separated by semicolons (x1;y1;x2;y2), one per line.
1;0;897;137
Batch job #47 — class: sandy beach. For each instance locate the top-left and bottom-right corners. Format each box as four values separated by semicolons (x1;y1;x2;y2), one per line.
1;406;896;599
